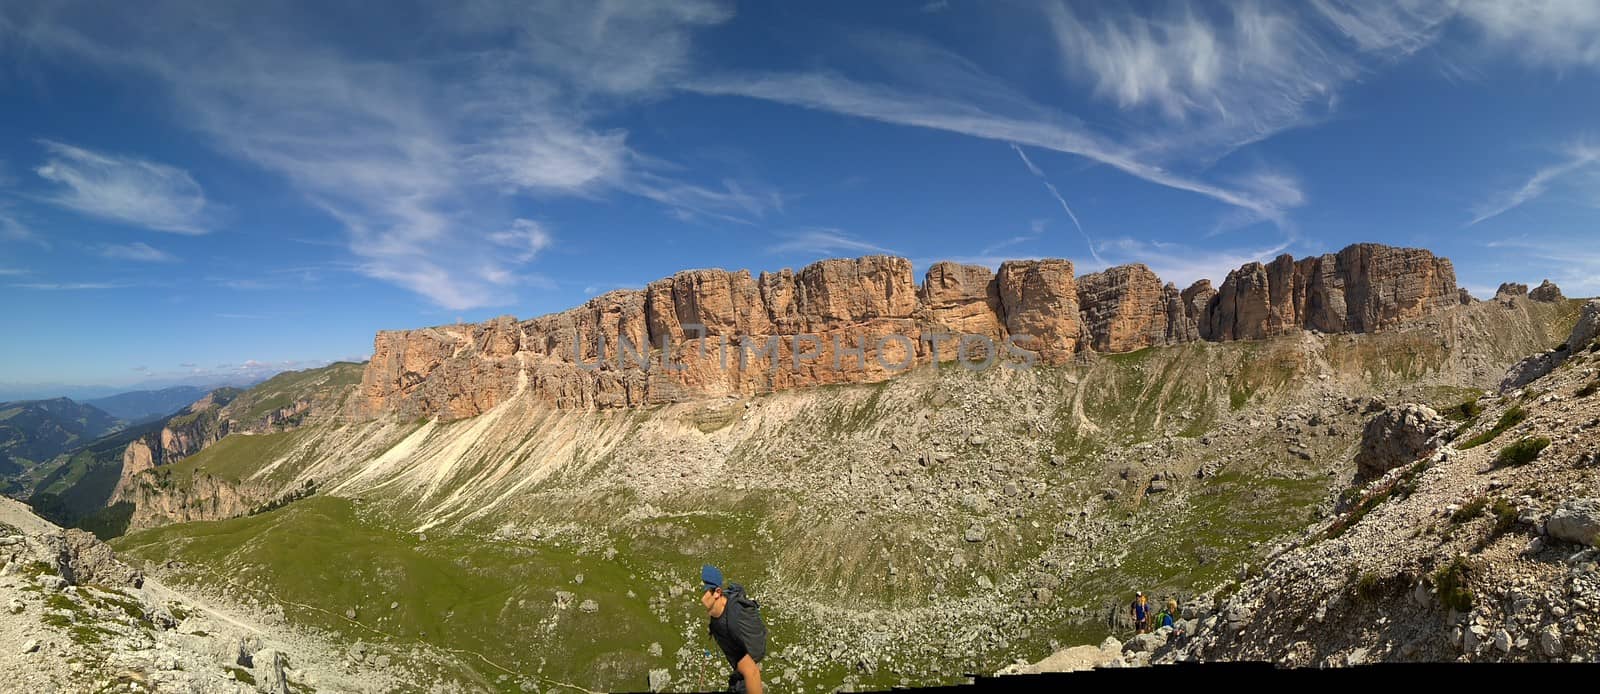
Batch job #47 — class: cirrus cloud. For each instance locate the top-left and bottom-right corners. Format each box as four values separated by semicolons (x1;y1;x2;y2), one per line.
34;140;211;234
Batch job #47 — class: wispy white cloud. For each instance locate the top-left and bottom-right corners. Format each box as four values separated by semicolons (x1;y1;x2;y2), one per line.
1468;143;1600;226
0;268;28;276
769;229;896;257
686;69;1301;224
0;206;40;244
487;219;553;264
1484;236;1600;296
97;241;176;263
1009;144;1103;265
3;1;753;311
10;281;126;290
1456;0;1600;68
33;140;211;234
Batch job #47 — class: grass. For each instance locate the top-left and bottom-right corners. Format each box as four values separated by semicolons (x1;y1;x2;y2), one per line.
1444;398;1484;422
228;362;364;425
1433;556;1474;612
1490;499;1518;536
1451;497;1488;523
1458;406;1527;449
161;429;308;485
226;667;257;685
1493;437;1551;467
115;495;691;692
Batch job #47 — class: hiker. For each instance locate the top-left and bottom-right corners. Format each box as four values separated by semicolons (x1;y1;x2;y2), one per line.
700;565;767;694
1157;598;1177;630
1130;591;1150;634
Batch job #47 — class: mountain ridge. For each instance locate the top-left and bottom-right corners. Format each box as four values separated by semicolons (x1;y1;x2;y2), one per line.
361;243;1472;421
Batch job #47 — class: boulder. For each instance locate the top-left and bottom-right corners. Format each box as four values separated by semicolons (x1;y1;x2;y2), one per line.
1501;351;1565;392
1121;632;1165;653
253;648;290;694
60;529;143;588
1353;404;1449;477
648;668;672;693
1546;499;1600;547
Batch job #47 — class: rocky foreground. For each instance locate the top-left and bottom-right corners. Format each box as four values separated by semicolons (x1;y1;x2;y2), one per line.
0;496;452;693
1013;300;1600;670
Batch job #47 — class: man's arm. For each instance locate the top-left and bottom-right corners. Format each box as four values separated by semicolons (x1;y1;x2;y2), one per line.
736;655;762;694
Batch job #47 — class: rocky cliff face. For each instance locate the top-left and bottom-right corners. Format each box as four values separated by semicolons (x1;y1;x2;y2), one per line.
1206;244;1458;340
109;392;235;502
362;244;1463;419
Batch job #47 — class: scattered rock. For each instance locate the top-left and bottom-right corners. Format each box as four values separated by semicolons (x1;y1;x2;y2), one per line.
20;639;39;654
254;648;290;694
579;599;599;613
648;668;671;692
1540;625;1564;658
1547;499;1600;547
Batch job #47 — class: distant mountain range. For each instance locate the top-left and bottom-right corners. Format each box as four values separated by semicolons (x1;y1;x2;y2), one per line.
85;386;208;423
0;398;122;483
0;386;206;497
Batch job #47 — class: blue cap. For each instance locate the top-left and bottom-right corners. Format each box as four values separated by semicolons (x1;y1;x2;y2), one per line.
700;564;724;590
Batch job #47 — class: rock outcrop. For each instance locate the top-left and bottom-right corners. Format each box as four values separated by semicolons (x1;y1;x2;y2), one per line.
361;244;1463;419
1352;404;1449;478
1568;300;1600;351
110;392;235;501
1500;299;1600;392
1529;280;1564;303
1496;283;1529;301
1077;264;1167;353
1208;244;1459;340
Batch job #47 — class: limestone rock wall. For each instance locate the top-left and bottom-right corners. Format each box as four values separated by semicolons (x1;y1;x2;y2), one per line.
361;244;1463;418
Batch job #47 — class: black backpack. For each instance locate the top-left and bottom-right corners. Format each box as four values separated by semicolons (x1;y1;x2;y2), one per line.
722;583;768;662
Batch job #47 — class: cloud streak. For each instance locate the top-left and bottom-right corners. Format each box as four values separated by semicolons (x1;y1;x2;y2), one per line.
10;281;127;290
686;69;1301;224
3;1;753;310
769;229;896;257
1468;143;1600;226
33;140;211;234
97;241;177;263
1009;144;1102;266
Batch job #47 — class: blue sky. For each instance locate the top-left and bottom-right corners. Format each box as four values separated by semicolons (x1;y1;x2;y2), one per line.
1;1;1598;391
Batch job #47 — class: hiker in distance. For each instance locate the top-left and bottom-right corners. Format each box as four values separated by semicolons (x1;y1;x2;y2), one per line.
1131;591;1151;634
701;564;768;694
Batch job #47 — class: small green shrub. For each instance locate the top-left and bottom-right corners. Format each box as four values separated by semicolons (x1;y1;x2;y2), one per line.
1577;380;1599;398
1452;399;1483;421
1451;497;1488;523
1490;499;1518;535
1434;556;1474;612
1459;406;1527;449
1493;437;1551;467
